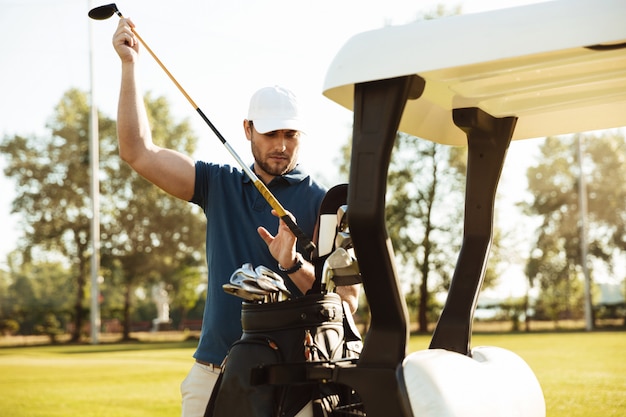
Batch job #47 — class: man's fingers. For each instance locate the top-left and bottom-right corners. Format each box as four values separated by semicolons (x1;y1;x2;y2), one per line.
257;226;273;245
113;18;137;48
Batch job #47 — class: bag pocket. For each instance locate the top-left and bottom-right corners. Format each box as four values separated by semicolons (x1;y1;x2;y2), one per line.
211;337;282;417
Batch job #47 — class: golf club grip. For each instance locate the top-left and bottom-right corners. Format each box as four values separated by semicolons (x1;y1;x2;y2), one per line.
252;180;316;254
281;215;316;255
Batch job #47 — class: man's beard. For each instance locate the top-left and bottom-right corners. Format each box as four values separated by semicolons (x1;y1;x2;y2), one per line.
251;142;296;177
255;156;292;177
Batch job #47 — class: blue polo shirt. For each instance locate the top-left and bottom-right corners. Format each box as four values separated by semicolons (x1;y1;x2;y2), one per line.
190;161;327;365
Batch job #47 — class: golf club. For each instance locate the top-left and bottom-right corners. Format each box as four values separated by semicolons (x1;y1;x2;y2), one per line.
88;3;315;255
321;247;361;293
335;205;352;249
255;265;292;298
222;283;266;302
237;264;286;302
336;205;348;231
225;263;292;303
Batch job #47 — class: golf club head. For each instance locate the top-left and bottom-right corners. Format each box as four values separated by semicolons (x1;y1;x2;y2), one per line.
322;247;349;292
337;205;348;232
239;271;278;293
88;3;120;20
313;184;348;259
254;265;277;279
323;247;362;291
243;263;258;275
231;276;268;295
240;276;269;291
222;284;265;302
251;266;280;292
335;231;352;250
255;276;280;292
255;265;292;298
237;264;282;293
229;264;270;295
326;247;353;269
232;263;257;280
332;261;360;276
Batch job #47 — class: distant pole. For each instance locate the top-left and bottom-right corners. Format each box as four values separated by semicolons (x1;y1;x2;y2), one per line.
88;0;101;344
577;135;593;331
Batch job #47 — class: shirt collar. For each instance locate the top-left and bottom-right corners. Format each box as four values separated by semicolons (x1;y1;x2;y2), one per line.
243;164;309;186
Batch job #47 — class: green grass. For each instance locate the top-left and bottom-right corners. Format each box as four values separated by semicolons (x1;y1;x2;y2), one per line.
0;341;197;417
1;332;624;416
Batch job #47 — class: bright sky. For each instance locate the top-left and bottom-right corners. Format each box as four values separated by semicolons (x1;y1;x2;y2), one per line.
0;0;545;287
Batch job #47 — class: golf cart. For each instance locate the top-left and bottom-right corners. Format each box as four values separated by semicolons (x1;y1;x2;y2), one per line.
317;0;626;415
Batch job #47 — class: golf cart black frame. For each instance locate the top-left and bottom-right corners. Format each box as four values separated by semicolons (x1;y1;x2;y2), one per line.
337;77;516;416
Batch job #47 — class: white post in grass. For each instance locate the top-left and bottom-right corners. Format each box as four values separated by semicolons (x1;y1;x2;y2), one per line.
88;0;101;344
577;135;593;332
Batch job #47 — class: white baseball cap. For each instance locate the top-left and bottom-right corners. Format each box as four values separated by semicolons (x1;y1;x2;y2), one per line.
247;86;306;134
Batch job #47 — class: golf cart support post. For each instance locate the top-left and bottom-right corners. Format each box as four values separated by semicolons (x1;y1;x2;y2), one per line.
318;0;626;415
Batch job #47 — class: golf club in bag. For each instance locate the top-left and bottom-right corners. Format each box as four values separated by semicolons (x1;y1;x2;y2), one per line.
88;3;316;256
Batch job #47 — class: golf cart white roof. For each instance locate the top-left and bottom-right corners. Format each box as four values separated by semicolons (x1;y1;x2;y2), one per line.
323;0;626;146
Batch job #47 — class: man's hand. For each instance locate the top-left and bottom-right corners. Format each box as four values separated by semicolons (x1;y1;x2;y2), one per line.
112;18;139;63
257;210;297;270
258;210;316;293
258;210;360;310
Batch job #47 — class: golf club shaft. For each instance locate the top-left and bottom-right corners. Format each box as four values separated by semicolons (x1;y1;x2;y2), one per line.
114;9;315;255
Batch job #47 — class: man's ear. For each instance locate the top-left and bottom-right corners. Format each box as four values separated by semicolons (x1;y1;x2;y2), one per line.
243;119;253;141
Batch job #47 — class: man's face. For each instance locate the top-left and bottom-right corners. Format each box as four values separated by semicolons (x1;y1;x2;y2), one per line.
245;121;300;180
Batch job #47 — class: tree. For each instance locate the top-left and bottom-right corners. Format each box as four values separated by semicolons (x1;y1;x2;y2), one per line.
0;266;18;335
99;92;206;340
0;89;115;341
387;135;468;332
584;131;626;254
341;133;468;332
523;131;626;326
4;260;74;339
1;89;206;340
168;264;205;329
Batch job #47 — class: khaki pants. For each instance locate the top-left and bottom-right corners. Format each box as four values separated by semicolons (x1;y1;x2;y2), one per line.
180;362;219;417
180;361;313;417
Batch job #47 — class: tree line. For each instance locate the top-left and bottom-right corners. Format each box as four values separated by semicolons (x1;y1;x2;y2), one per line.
339;129;626;332
524;132;626;327
1;89;625;343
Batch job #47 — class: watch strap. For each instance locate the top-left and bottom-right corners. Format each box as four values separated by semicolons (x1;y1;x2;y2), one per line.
278;253;303;274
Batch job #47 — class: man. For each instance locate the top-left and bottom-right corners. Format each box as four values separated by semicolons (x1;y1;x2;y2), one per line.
112;18;358;417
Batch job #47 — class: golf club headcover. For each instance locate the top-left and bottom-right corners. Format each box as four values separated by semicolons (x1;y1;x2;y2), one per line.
310;184;349;294
313;184;349;259
402;346;545;417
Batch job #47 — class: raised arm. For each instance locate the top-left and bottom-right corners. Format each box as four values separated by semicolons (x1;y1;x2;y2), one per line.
113;18;196;201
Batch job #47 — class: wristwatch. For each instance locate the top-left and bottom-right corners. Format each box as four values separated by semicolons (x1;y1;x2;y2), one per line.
278;253;304;274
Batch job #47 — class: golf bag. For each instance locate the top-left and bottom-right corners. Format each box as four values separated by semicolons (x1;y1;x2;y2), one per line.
205;292;361;417
205;184;362;417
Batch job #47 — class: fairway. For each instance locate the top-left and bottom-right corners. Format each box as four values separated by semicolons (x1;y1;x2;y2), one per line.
0;341;196;417
1;332;624;417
